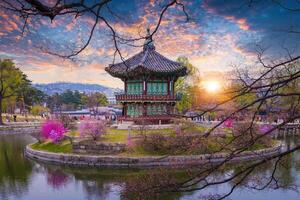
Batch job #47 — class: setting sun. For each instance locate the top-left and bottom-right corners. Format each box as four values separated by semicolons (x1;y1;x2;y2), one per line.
203;80;221;93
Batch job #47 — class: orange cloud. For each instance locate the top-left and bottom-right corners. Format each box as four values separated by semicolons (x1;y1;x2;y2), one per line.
224;16;250;31
236;18;249;31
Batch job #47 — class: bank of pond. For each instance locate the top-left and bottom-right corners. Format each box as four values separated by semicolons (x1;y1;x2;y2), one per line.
1;134;300;200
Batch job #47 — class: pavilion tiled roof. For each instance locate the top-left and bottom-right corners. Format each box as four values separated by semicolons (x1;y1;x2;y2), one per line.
105;29;187;78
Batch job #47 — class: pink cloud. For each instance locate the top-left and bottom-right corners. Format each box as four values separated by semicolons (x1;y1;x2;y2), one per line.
236;18;249;31
225;16;250;31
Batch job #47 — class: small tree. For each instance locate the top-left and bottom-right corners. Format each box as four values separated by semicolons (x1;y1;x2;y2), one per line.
222;118;234;128
81;92;108;118
41;120;66;143
79;119;106;140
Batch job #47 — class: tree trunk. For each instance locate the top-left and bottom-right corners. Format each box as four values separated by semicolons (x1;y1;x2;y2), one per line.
0;97;3;125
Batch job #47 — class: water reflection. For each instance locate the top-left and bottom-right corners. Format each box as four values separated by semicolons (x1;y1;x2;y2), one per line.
0;134;33;200
0;134;299;200
46;169;70;190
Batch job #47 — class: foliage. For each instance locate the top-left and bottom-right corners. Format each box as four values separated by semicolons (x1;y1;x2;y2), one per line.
222;118;234;128
41;120;66;143
30;104;49;116
231;122;273;149
259;124;274;134
61;90;81;108
81;92;108;107
57;114;75;130
0;59;27;124
175;56;200;113
46;90;108;112
274;61;300;113
234;89;257;108
131;121;273;155
81;92;108;118
17;76;47;107
46;92;63;111
79;119;106;140
135;132;222;155
173;119;204;135
46;90;82;111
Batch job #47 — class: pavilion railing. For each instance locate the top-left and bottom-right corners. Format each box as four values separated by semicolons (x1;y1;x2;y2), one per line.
118;115;174;121
115;93;182;101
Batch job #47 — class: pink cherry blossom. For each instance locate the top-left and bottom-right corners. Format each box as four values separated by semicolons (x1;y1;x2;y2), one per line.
41;120;66;143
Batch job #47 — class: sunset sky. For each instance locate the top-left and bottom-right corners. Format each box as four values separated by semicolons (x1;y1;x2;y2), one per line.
0;0;300;88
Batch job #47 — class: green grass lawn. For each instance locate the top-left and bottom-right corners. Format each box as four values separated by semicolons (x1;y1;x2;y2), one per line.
66;128;176;143
31;140;72;153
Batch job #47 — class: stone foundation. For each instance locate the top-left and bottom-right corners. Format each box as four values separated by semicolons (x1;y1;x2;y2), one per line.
0;124;40;135
72;140;126;154
25;143;282;168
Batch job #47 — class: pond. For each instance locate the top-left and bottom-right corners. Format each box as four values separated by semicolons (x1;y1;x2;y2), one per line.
0;134;299;200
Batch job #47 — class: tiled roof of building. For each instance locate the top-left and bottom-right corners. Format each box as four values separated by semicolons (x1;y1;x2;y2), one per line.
105;29;187;78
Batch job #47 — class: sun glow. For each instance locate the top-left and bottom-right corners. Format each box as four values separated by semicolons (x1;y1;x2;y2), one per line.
203;80;221;93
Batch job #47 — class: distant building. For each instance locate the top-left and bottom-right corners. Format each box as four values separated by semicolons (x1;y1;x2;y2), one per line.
105;28;187;124
52;107;122;119
107;96;117;105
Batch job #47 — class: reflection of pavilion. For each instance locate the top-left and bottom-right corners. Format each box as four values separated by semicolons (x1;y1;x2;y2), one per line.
105;29;187;124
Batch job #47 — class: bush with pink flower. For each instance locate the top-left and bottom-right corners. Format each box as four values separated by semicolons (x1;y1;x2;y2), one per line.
79;119;106;140
223;118;234;129
41;120;66;143
259;124;274;134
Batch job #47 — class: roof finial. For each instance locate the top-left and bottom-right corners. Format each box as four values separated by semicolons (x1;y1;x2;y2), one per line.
143;26;155;51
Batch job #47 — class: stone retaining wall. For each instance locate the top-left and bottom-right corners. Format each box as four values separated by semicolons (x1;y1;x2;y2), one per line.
25;143;282;168
72;140;126;154
0;125;40;135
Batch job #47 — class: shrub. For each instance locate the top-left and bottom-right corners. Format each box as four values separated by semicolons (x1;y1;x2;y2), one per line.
222;118;234;128
41;120;66;143
58;114;76;130
136;132;220;155
79;119;106;140
134;123;273;155
259;124;274;134
231;122;272;150
172;119;203;135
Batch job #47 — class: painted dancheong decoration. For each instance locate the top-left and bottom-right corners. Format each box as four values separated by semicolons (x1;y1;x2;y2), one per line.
105;28;187;124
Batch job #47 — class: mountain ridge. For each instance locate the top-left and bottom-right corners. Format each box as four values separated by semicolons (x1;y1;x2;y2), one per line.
33;82;122;97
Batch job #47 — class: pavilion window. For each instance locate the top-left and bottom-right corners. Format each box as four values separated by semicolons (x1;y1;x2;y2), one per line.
127;82;142;95
147;104;155;115
127;104;142;117
147;82;168;95
146;104;167;115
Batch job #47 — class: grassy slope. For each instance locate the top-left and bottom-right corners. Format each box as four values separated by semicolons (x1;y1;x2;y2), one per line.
31;140;72;153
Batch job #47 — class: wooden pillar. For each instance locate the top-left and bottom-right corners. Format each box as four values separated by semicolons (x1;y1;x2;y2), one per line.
167;77;170;95
122;103;125;115
172;79;175;95
143;80;147;95
166;103;170;115
124;79;127;93
124;103;127;116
